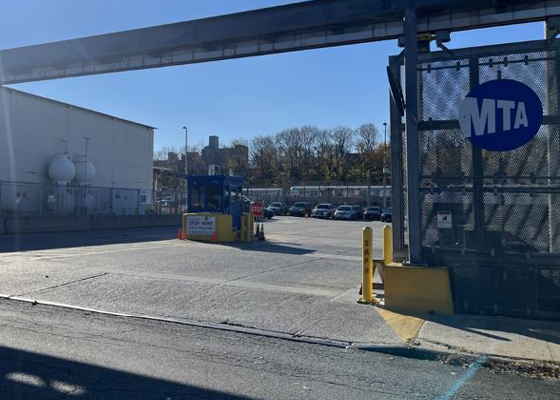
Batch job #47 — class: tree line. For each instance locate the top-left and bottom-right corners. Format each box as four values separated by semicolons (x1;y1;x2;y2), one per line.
249;123;390;187
153;123;391;188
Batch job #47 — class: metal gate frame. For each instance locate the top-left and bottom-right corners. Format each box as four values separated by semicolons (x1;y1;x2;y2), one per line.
390;39;560;320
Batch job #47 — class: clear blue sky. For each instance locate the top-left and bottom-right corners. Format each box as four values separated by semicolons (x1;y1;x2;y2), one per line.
0;1;545;151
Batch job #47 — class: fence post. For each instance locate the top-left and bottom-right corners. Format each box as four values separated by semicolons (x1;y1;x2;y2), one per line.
110;188;114;215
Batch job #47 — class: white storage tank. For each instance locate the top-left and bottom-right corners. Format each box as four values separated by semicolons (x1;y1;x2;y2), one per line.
48;154;76;185
74;155;96;186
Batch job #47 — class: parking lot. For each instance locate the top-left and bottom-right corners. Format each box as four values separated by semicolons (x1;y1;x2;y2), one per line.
0;216;396;344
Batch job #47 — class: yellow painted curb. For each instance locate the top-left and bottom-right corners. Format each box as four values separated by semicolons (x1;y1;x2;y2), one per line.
375;307;426;343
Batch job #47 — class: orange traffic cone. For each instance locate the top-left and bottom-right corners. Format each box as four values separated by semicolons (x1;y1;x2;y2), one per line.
177;228;184;240
211;231;218;242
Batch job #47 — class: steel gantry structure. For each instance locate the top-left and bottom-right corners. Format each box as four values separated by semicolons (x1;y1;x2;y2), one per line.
2;0;560;263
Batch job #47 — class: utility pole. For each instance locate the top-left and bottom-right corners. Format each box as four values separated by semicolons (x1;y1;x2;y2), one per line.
382;122;388;212
183;126;188;212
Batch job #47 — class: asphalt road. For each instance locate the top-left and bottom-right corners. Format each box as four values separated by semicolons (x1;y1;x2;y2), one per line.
0;300;557;400
0;217;394;344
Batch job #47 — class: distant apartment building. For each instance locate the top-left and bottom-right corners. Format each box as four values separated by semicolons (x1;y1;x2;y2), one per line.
201;135;249;176
154;135;249;190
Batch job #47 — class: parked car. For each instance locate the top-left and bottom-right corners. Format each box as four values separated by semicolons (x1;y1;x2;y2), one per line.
364;206;382;221
157;196;187;211
311;203;336;219
381;207;392;222
267;202;289;216
264;207;274;219
351;205;363;220
157;196;175;207
289;202;313;217
334;205;361;220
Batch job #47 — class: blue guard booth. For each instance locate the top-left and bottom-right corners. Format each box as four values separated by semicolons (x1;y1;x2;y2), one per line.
183;175;252;242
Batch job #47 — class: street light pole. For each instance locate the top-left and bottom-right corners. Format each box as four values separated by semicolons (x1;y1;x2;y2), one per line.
366;169;371;208
183;126;188;212
382;122;388;212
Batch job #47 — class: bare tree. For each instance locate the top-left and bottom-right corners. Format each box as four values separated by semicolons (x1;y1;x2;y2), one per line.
330;125;355;182
250;135;279;186
315;129;337;182
356;123;379;177
276;127;305;181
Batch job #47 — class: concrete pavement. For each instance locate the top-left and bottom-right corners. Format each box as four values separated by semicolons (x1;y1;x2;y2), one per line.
1;216;559;373
0;218;395;344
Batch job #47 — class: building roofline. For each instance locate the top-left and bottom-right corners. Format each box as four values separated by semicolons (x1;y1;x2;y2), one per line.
1;86;157;130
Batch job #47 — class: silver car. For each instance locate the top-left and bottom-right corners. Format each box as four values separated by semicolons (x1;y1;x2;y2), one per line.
311;203;335;219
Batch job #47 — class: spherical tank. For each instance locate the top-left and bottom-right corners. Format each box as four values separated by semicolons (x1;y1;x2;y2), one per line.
48;154;76;185
74;156;96;185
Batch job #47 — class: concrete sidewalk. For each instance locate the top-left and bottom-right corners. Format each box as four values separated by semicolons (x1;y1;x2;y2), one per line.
375;305;560;364
417;313;560;363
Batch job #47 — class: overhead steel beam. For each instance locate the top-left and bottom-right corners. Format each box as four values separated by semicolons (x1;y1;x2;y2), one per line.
1;0;559;84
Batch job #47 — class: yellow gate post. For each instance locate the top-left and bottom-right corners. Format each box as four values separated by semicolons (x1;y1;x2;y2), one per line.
383;225;393;265
358;227;374;304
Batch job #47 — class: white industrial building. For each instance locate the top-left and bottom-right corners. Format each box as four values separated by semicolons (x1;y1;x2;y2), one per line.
0;87;155;215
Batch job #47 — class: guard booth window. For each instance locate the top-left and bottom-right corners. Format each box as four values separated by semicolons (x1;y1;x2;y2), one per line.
190;185;206;211
207;185;222;212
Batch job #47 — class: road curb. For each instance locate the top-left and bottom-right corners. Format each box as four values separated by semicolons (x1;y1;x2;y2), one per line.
0;295;356;349
0;295;557;379
352;342;560;379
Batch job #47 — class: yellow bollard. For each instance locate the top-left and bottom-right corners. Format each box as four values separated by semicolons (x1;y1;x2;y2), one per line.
383;225;393;266
359;227;374;304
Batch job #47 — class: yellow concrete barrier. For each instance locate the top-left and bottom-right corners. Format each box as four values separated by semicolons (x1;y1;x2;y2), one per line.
358;227;374;304
384;264;454;315
241;213;251;242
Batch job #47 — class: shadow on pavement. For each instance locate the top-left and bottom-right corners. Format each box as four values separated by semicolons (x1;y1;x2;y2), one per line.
0;345;255;400
222;241;315;256
0;227;178;253
426;313;560;346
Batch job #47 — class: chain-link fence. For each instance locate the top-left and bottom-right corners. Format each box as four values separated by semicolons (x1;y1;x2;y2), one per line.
391;39;560;319
0;180;186;216
245;184;391;208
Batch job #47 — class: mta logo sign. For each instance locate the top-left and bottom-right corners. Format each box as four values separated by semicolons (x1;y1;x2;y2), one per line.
459;79;543;151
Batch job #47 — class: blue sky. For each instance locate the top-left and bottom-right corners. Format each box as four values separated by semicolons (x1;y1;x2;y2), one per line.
0;1;545;151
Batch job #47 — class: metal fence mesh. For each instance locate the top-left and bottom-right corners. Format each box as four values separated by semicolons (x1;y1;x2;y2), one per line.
0;181;186;216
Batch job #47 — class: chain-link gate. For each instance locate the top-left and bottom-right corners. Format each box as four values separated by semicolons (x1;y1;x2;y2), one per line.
390;39;560;320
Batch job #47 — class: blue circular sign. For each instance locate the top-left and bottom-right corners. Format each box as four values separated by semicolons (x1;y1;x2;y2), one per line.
459;79;543;151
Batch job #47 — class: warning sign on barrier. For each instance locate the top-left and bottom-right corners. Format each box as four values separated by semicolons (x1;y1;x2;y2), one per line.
187;216;216;236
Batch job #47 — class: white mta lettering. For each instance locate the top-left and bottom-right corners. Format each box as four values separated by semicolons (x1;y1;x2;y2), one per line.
461;97;496;137
461;97;531;137
497;100;515;131
514;102;529;129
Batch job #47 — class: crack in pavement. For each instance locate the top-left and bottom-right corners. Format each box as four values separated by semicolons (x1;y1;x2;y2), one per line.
219;257;326;285
14;273;109;297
